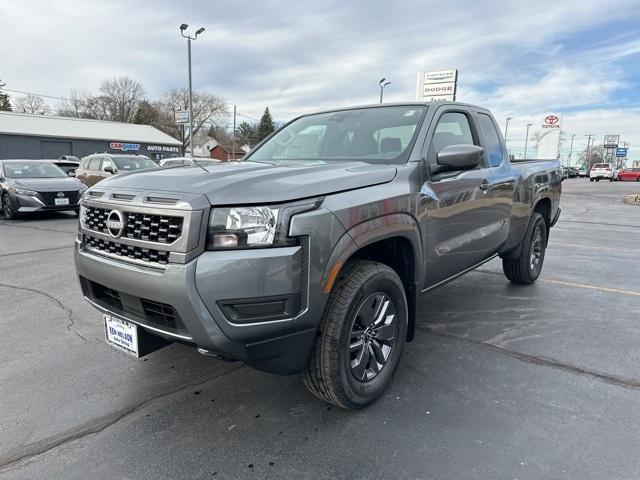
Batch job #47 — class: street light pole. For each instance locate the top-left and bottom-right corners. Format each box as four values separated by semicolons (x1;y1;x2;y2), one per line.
567;134;576;166
379;78;391;103
180;24;205;157
524;123;533;159
504;117;513;142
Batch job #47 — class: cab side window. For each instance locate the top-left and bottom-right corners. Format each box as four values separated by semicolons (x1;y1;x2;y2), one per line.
431;112;475;153
477;113;504;167
88;157;101;171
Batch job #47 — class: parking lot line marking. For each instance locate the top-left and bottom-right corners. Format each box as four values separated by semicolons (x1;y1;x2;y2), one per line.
537;278;640;297
476;269;640;297
550;241;640;253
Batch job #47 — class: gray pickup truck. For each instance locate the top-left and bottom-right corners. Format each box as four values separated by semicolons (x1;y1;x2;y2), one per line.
75;102;561;409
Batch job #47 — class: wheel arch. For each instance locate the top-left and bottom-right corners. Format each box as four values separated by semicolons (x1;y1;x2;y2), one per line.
322;213;423;342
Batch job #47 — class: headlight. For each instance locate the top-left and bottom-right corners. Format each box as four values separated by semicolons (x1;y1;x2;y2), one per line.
78;187;88;198
10;187;38;196
206;199;322;250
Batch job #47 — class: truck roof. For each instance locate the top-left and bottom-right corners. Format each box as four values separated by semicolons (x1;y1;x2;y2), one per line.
299;101;492;119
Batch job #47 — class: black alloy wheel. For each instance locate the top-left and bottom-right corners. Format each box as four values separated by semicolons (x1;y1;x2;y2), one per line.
348;292;397;382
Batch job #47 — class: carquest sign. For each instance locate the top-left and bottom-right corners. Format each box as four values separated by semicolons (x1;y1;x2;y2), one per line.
110;142;140;152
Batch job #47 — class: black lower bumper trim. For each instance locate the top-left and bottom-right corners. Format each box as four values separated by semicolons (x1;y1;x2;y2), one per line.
244;327;317;375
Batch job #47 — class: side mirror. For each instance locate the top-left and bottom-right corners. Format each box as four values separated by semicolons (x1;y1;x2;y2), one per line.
103;166;115;174
435;145;484;173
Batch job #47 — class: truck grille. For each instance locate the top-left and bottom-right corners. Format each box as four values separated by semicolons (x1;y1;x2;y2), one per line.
83;279;184;335
85;234;170;265
85;206;183;244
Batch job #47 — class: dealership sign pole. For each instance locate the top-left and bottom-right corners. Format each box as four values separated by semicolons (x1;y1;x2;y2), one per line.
604;135;620;167
416;69;458;102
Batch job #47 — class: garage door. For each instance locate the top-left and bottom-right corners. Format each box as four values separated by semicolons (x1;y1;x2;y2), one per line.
41;140;72;159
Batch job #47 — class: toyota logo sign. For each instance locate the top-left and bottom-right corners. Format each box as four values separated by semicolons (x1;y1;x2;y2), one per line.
545;115;559;125
106;210;125;238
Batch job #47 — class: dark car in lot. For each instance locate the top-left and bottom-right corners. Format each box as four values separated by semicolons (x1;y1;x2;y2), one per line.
75;154;158;187
0;160;87;219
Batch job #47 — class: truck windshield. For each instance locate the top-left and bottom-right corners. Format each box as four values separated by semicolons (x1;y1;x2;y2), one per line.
4;162;67;178
247;106;427;165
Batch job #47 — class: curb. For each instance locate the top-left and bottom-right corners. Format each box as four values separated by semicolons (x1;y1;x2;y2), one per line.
624;194;640;205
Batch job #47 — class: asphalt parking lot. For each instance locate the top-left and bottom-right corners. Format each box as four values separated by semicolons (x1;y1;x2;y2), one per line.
1;179;639;480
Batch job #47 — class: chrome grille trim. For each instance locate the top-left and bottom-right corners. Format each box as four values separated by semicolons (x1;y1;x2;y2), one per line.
80;188;210;267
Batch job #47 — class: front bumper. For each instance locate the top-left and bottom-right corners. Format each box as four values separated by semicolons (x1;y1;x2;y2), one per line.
75;239;318;374
14;192;80;213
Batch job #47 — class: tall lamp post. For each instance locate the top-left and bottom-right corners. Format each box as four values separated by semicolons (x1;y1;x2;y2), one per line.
504;116;513;142
523;123;533;159
379;78;391;103
180;23;205;156
567;134;576;166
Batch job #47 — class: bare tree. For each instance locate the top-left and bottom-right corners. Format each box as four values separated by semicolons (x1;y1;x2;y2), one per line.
160;88;227;149
578;143;606;169
99;76;145;122
13;94;50;114
58;89;108;119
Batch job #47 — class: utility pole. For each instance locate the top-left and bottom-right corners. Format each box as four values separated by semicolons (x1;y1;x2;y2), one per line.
232;104;237;161
567;134;576;166
504;117;513;142
180;24;205;157
524;123;533;159
585;134;594;169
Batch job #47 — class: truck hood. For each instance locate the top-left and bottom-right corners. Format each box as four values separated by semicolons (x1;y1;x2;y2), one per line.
100;160;397;204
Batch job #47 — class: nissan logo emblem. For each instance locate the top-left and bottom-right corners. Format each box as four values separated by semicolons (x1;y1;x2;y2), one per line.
57;192;64;198
106;210;125;239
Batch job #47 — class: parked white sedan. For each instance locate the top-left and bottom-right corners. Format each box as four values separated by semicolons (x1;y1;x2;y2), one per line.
590;163;615;182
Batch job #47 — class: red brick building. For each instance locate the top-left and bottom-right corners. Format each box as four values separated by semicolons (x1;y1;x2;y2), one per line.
209;143;245;161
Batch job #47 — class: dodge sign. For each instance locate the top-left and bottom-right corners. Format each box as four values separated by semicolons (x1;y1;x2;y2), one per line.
416;69;458;102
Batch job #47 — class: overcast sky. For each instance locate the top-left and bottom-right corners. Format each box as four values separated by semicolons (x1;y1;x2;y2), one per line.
2;0;640;161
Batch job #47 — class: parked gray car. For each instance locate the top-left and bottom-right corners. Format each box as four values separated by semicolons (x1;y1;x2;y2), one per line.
75;102;561;409
1;160;87;219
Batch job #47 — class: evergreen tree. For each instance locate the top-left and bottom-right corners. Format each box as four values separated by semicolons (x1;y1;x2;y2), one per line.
235;121;257;147
0;79;11;111
256;107;275;143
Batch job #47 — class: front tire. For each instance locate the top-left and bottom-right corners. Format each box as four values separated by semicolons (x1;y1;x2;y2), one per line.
2;193;17;220
502;212;547;284
303;260;408;409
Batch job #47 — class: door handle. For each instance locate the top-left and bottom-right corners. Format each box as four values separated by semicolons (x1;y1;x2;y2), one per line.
480;181;493;192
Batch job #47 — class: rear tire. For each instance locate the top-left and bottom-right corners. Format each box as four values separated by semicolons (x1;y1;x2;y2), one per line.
502;212;547;284
303;260;408;410
2;193;17;220
590;178;594;182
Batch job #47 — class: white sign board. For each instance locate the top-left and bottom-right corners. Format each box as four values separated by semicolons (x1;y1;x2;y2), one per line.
174;110;189;124
603;135;619;149
536;113;562;160
416;69;458;102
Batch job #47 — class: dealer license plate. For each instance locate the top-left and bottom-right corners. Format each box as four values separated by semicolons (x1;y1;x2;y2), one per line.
54;197;69;206
104;314;139;357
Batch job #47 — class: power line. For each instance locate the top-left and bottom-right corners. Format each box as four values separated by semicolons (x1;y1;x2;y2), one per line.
0;88;72;102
